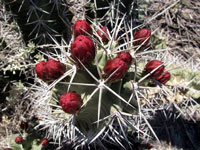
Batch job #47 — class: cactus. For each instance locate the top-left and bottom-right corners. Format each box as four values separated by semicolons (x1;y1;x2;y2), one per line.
85;0;139;29
27;16;199;149
2;1;200;150
3;0;73;45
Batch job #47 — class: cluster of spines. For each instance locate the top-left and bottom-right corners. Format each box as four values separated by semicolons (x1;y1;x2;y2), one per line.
3;0;73;45
32;16;176;149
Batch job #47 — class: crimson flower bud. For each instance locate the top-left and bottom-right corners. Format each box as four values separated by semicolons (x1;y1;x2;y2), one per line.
4;148;13;150
134;29;151;47
41;138;49;147
145;60;164;77
71;35;96;65
45;59;66;80
155;71;171;84
73;20;93;37
35;59;66;81
60;91;83;114
15;136;24;144
97;26;111;43
35;61;47;81
117;52;132;67
103;58;128;82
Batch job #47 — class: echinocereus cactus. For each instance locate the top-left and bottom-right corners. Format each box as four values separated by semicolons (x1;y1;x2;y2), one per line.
134;29;151;47
15;8;199;150
103;58;128;82
60;91;83;114
117;51;133;67
73;20;93;37
97;26;110;43
35;59;66;81
71;35;96;65
155;71;171;84
29;16;167;150
2;1;200;150
144;60;165;77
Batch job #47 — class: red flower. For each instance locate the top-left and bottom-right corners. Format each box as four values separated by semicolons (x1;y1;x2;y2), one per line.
15;136;24;144
60;91;83;114
73;20;93;37
145;60;164;77
41;138;49;147
117;52;132;67
155;71;171;84
134;29;151;47
35;59;66;81
104;58;128;82
71;35;96;65
97;26;110;43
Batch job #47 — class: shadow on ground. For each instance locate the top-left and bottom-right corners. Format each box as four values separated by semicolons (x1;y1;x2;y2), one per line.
148;109;200;150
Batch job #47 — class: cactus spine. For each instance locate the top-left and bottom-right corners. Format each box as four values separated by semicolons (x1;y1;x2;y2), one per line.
3;0;73;45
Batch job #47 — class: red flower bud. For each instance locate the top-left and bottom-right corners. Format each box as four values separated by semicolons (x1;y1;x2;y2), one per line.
104;58;128;82
71;35;96;65
117;52;132;67
73;20;93;37
35;59;66;81
155;71;171;84
35;61;47;80
45;59;66;80
4;148;13;150
41;138;49;147
60;91;83;114
15;136;24;144
20;121;28;130
97;26;110;43
145;60;164;77
134;29;151;47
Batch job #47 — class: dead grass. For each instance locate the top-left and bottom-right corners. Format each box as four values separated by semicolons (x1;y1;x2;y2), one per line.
145;0;200;63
